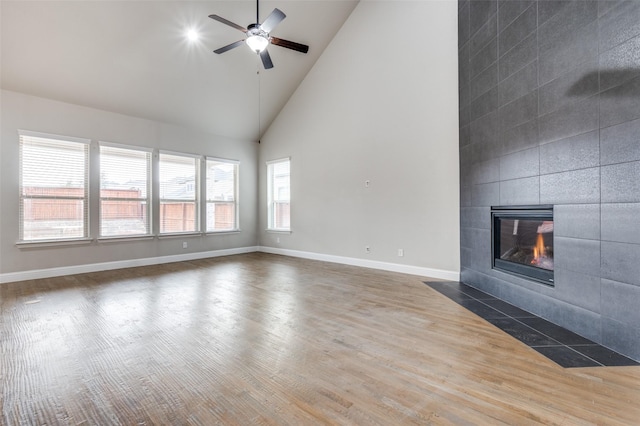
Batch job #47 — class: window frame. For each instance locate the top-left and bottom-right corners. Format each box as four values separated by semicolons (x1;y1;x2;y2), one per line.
158;150;202;236
205;157;240;233
18;130;91;244
266;157;291;232
98;142;153;239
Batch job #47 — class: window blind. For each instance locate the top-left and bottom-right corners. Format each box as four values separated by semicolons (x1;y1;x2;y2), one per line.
19;132;89;241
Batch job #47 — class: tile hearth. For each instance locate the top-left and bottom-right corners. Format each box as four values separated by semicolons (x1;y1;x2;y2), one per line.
424;281;639;368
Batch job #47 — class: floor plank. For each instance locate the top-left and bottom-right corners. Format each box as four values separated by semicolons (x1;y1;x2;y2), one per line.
2;252;639;425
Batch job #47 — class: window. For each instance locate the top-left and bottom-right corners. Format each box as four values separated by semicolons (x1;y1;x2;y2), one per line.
206;158;239;232
19;131;89;242
159;152;200;234
267;158;290;231
99;144;152;237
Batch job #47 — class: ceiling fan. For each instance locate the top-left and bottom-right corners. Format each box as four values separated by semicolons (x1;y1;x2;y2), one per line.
209;0;310;69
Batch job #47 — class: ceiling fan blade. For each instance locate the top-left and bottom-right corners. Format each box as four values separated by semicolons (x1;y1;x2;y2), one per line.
208;15;247;32
270;37;309;54
260;49;274;69
214;40;245;54
260;8;286;33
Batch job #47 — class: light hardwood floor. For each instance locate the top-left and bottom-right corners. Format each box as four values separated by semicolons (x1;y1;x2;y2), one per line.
2;252;639;425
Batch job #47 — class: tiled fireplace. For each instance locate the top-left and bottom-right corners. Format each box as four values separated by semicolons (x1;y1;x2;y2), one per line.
458;0;640;361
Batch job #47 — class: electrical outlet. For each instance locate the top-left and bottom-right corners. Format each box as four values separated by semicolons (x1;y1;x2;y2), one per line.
365;246;371;253
182;241;188;249
398;249;404;257
276;237;280;243
365;180;370;188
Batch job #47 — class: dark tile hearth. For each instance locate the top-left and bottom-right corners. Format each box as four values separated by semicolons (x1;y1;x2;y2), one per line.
424;281;639;368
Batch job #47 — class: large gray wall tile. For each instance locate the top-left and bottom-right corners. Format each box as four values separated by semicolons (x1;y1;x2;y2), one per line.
554;268;601;313
471;13;497;53
599;35;640;92
470;62;498;101
554;204;600;240
499;90;537;132
538;60;599;116
598;0;640;53
602;203;640;244
500;118;538;155
602;317;640;361
540;167;600;204
538;0;597;53
470;38;498;78
498;60;537;107
498;0;534;30
470;86;498;122
554;236;601;277
539;130;600;175
601;117;640;165
458;0;470;48
500;146;539;180
472;182;500;206
470;111;499;145
538;0;570;27
471;158;500;184
499;176;539;205
538;21;599;85
601;241;640;287
498;3;536;56
538;96;599;145
601;278;640;325
498;32;537;81
601;161;640;203
470;0;497;35
600;75;640;129
460;206;490;229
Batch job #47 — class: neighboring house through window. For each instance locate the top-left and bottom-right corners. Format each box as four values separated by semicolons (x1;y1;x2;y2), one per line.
206;158;239;232
99;143;152;238
159;152;200;234
267;158;290;231
19;131;90;242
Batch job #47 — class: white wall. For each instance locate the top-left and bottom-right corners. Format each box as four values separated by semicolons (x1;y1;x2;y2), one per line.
258;0;460;278
0;90;258;280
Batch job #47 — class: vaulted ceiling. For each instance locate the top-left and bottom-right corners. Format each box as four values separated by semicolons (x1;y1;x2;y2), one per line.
1;1;358;141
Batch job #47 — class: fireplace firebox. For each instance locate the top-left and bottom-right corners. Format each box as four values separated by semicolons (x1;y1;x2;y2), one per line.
491;205;554;285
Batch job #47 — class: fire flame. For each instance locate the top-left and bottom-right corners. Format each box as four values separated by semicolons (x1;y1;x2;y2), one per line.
532;233;546;264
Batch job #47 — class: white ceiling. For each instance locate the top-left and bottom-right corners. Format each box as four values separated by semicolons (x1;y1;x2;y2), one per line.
1;1;358;141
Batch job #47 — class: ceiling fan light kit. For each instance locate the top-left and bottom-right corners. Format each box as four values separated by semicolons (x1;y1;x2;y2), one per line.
209;0;309;69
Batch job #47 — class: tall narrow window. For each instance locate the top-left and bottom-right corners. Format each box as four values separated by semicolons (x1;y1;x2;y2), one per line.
206;158;239;232
99;144;152;237
159;152;200;234
19;131;89;242
267;158;290;231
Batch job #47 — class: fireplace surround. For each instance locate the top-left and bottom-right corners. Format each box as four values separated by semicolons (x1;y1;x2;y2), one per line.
492;206;554;285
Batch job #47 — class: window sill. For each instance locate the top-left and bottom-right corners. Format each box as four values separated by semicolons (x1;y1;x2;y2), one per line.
205;230;241;235
98;235;155;243
266;229;292;234
16;238;94;249
158;232;203;239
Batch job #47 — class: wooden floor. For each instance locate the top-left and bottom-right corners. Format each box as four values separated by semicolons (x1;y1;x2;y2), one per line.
2;253;639;425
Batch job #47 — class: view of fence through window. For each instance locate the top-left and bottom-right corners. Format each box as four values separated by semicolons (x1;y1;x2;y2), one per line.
100;145;151;237
159;153;199;233
206;159;238;232
268;159;290;230
19;134;89;241
20;133;241;241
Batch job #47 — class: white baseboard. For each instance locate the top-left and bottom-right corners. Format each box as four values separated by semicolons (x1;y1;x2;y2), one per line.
0;245;460;284
0;246;259;284
258;246;460;281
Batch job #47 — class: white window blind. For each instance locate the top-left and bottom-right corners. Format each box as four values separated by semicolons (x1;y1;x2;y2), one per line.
99;144;152;237
159;152;200;234
267;158;290;231
19;132;89;241
206;158;239;232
